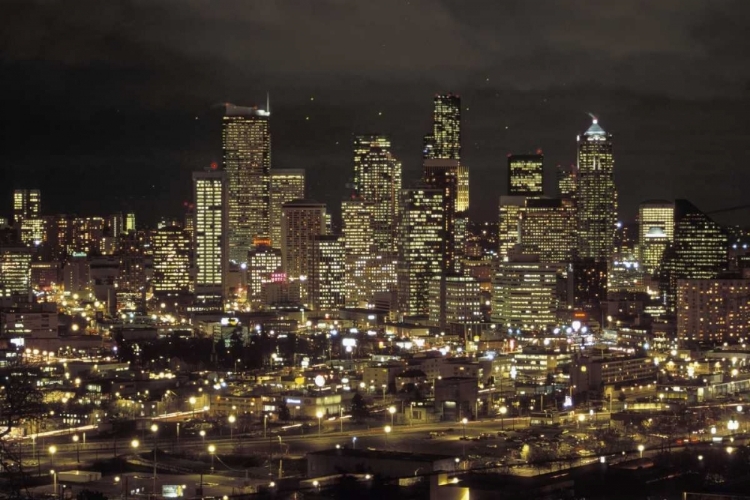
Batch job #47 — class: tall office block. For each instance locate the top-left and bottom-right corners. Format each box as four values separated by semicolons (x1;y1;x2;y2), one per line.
192;170;228;307
247;245;282;307
13;189;40;224
519;198;577;263
429;274;481;331
152;226;193;296
558;164;577;199
638;200;674;276
508;154;544;197
124;213;136;233
424;94;461;160
661;200;727;312
0;246;32;299
269;169;305;249
677;278;750;344
492;253;560;331
397;186;444;317
424;159;462;272
311;235;346;311
222;103;271;262
576;116;616;261
497;196;526;262
352;135;402;255
342;199;376;306
280;200;326;282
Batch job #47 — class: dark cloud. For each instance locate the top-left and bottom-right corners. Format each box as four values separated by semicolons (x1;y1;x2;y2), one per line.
1;0;750;225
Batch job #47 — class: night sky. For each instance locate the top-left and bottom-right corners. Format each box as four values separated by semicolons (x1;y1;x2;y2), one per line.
2;1;750;227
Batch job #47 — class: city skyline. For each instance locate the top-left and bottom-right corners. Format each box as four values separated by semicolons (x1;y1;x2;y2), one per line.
2;2;750;226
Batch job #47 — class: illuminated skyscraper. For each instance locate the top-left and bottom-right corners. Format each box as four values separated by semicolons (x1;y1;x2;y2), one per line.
660;199;727;312
557;164;577;199
576;116;616;261
269;169;305;249
311;235;345;311
125;213;136;233
0;245;32;299
280;200;326;282
508;154;544;197
397;186;444;316
222;103;271;262
192;169;228;307
497;196;525;261
677;278;750;344
13;189;40;224
152;226;193;296
519;198;577;263
342;198;375;306
424;159;462;272
638;200;674;276
428;274;481;331
427;94;461;160
353;135;402;255
492;253;560;331
247;244;282;307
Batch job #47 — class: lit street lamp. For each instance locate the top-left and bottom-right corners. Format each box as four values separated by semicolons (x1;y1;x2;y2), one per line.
228;415;236;440
461;417;468;439
50;469;57;500
150;424;158;497
189;397;197;419
638;444;645;459
388;406;396;427
199;430;206;446
352;436;357;450
316;411;324;436
499;406;507;429
72;435;80;463
384;425;391;446
208;444;216;471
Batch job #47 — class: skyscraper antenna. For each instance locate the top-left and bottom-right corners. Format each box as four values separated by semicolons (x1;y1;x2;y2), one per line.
266;92;270;114
587;112;598;123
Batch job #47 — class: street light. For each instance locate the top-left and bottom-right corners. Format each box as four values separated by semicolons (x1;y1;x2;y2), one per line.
150;424;158;497
131;439;140;450
461;417;468;439
199;430;206;446
48;445;56;468
316;411;324;436
388;406;396;427
228;415;236;440
638;444;645;459
189;397;197;419
50;469;57;500
384;425;391;446
352;436;357;450
499;406;507;429
72;434;80;463
728;418;739;434
208;444;216;471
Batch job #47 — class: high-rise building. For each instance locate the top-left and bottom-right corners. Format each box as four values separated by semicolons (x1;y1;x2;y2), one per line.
0;245;32;299
428;274;481;331
269;169;305;249
222;103;271;262
192;169;228;307
280;200;326;282
311;235;345;311
492;253;560;332
341;199;376;306
572;258;608;312
72;217;106;255
424;159;462;272
677;278;750;344
508;154;544;197
247;245;282;307
125;213;136;233
428;94;461;160
13;189;40;224
638;200;674;276
497;196;526;262
397;186;444;317
519;198;577;263
576;116;616;261
557;164;577;199
152;226;193;296
661;200;727;312
352;135;402;255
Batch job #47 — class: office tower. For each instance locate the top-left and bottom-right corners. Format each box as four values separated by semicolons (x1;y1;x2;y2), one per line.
0;246;32;299
558;164;577;199
497;196;526;262
342;198;376;306
492;253;559;331
72;217;106;255
397;186;444;316
117;232;147;300
152;226;193;296
30;261;60;292
519;198;577;263
572;258;608;311
508;154;544;197
222;103;272;262
125;213;136;233
13;189;40;224
576;116;617;261
457;164;469;212
424;159;462;272
311;235;345;311
280;199;326;283
428;274;481;331
638;200;674;276
660;199;727;313
269;169;305;249
677;278;750;344
427;93;461;160
193;169;228;308
352;135;402;255
20;218;45;247
247;244;282;307
45;215;73;261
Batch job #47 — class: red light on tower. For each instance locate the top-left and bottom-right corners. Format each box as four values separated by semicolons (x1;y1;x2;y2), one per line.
210;161;218;170
536;148;543;155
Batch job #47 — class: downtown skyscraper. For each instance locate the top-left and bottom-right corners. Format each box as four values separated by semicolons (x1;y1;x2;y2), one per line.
576;116;617;261
222;103;271;263
269;169;305;250
192;169;228;309
423;93;461;160
508;154;544;197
